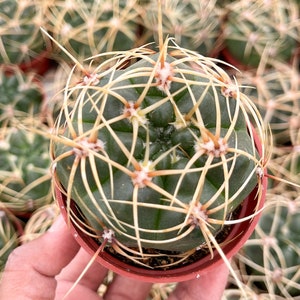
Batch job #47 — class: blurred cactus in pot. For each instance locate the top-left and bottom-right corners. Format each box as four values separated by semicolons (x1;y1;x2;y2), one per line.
0;126;52;216
21;204;59;243
0;65;45;127
237;59;300;146
142;0;223;57
51;32;266;269
222;0;300;68
0;0;50;68
238;193;300;298
45;0;144;63
0;210;19;272
269;127;300;188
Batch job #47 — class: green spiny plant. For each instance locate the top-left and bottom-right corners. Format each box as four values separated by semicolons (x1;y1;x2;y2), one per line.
50;22;268;277
222;0;300;68
237;192;300;298
0;126;52;216
142;0;223;57
236;59;300;146
270;146;300;188
0;65;45;127
0;0;50;67
45;0;145;62
0;209;19;272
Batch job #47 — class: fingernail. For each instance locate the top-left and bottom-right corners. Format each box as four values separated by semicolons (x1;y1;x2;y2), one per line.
48;214;65;232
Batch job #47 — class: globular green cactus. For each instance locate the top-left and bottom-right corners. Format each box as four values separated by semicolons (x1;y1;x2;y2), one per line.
0;66;44;127
52;38;265;269
0;210;19;272
0;127;52;216
240;195;300;298
223;0;300;68
45;0;144;62
0;0;49;66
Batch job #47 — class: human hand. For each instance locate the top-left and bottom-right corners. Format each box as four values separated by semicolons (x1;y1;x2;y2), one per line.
0;214;229;300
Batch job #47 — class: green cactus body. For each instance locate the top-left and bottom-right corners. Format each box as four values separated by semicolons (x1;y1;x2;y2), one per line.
243;200;300;297
0;0;47;65
0;66;44;126
0;127;52;215
53;40;263;267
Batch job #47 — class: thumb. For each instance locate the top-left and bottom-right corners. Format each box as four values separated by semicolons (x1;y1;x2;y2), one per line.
0;214;80;300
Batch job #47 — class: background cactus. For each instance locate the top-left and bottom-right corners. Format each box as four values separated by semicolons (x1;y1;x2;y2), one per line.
0;0;50;71
236;59;300;146
21;203;59;243
222;0;300;68
0;65;45;127
45;0;144;63
0;210;19;272
52;38;265;269
270;145;300;188
0;126;52;216
237;194;300;298
142;0;223;57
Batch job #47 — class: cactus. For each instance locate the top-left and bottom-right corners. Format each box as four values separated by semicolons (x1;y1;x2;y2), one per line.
0;126;52;216
0;210;19;272
0;65;45;127
21;204;59;243
239;194;300;298
270;146;300;188
0;0;49;67
142;0;223;57
268;118;300;191
222;0;300;68
45;0;144;62
51;35;266;270
237;60;300;146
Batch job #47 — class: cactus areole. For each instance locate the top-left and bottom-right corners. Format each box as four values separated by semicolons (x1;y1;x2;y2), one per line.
52;39;267;282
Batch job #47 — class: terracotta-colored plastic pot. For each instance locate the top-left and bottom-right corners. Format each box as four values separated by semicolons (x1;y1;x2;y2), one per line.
18;49;52;76
2;48;52;76
54;126;267;283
